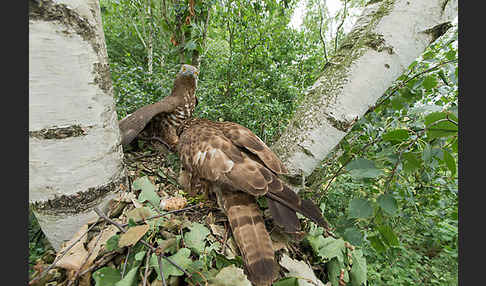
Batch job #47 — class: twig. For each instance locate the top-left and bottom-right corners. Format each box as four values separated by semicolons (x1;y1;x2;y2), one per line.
147;200;163;215
139;135;172;151
78;251;118;277
142;249;152;286
334;0;347;51
28;221;99;285
157;254;168;286
220;221;229;255
120;203;202;228
126;152;155;162
94;207;127;233
66;228;104;286
163;256;191;277
121;247;131;278
384;136;420;192
318;135;382;202
318;1;328;62
133;23;147;49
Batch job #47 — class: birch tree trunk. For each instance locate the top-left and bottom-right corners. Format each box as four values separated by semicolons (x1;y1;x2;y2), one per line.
272;0;458;181
29;0;127;250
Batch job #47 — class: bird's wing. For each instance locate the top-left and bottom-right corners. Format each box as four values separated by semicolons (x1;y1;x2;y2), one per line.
178;121;270;196
179;120;328;230
214;185;277;286
118;95;184;146
218;122;288;175
216;121;327;229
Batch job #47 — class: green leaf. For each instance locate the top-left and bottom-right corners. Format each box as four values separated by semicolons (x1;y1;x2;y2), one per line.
422;144;433;163
348;198;373;219
185;40;197;51
402;152;422;173
105;235;120;252
377;224;399;247
443;150;456;176
382;129;409;144
307;235;346;262
211;264;252;286
114;264;140;286
343;227;363;246
451;138;458;153
350;249;367;286
273;277;298;286
150;248;192;280
328;258;348;286
134;250;146;261
377;194;398;216
346;159;384;179
184;222;210;255
368;235;386;253
317;237;346;262
93;267;122;286
133;176;160;207
422;75;438;90
424;112;458;139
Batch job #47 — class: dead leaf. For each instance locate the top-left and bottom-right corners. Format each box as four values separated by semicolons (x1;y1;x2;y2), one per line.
209;223;226;239
32;259;46;273
224;237;237;259
56;224;89;271
279;254;326;286
87;225;119;253
160;197;187;211
118;224;150;247
119;192;137;203
126;207;152;222
78;271;91;286
189;0;195;16
270;231;289;252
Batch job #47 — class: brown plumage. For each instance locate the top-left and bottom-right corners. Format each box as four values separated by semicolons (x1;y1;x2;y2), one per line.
177;118;328;285
118;64;198;148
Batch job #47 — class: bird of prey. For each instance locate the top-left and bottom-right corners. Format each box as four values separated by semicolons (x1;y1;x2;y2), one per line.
118;64;199;148
176;118;328;286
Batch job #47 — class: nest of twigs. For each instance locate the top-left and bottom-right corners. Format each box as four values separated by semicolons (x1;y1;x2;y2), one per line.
28;141;323;286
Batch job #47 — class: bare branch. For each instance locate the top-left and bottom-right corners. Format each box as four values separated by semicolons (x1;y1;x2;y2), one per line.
319;1;329;62
334;0;347;51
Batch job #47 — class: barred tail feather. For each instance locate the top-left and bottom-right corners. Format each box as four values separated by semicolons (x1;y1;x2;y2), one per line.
218;188;277;286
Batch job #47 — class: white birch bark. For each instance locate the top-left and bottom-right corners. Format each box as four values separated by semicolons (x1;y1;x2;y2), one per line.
29;0;126;250
272;0;458;178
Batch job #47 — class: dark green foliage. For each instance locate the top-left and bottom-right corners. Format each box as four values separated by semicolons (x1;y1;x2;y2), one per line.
314;23;458;285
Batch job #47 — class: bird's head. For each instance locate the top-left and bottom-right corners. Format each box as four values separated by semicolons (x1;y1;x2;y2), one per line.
178;64;199;79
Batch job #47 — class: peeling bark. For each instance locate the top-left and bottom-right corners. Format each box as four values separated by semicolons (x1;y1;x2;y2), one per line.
272;0;458;179
29;0;126;250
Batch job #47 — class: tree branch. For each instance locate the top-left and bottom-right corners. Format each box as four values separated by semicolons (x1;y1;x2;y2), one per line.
319;1;328;62
334;0;347;52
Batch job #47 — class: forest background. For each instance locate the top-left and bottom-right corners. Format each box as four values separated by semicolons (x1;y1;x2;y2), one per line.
29;0;458;285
